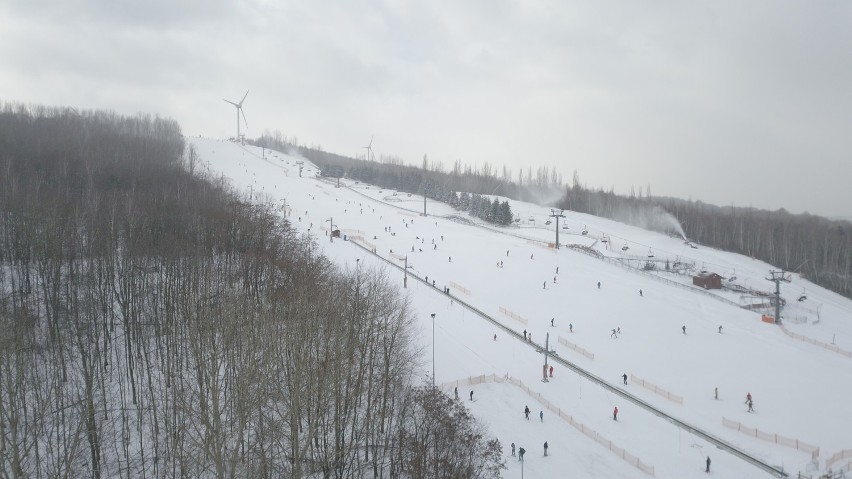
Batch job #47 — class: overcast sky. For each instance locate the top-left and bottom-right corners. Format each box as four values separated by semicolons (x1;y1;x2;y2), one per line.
2;0;850;218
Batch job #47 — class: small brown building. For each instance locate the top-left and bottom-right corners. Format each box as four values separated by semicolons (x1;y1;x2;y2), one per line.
693;272;722;289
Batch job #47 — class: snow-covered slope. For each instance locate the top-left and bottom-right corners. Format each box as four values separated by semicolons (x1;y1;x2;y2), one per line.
192;137;852;478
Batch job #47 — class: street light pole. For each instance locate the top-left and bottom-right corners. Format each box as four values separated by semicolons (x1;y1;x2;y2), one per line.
431;313;436;386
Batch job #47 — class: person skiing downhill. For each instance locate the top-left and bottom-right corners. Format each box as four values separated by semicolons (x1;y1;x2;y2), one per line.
524;405;530;420
511;442;516;456
549;366;554;377
622;373;628;385
544;441;549;456
470;390;474;401
539;410;543;422
706;456;711;472
613;406;619;421
682;325;687;335
611;329;617;338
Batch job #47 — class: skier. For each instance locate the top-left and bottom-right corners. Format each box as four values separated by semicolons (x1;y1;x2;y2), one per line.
432;280;435;287
597;281;601;289
549;366;554;377
511;442;516;456
493;334;497;341
470;390;474;401
544;441;549;456
523;329;527;340
524;405;530;420
622;373;628;385
543;281;546;289
617;327;621;334
747;398;754;412
613;406;619;421
745;392;752;404
639;289;643;297
553;276;557;284
556;266;559;274
539;410;543;422
531;254;534;260
551;318;554;327
714;387;718;400
569;323;573;332
518;447;526;461
454;387;458;400
449;256;451;262
611;329;617;339
718;325;723;334
507;250;509;256
706;456;711;473
682;325;687;335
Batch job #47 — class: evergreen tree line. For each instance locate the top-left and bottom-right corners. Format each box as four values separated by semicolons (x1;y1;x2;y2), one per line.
558;179;852;299
0;104;502;478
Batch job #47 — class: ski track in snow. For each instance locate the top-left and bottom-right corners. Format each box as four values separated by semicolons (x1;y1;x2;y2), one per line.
194;138;852;479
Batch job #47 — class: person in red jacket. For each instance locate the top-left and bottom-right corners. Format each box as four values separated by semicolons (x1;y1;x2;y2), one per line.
613;406;619;421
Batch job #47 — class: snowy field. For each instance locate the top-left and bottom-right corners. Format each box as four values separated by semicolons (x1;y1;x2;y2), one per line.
192;137;852;478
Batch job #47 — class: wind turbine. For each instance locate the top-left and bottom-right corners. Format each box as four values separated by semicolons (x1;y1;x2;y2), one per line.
223;90;249;143
362;135;375;161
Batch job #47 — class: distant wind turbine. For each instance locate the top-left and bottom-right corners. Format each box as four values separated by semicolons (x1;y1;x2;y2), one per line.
223;90;249;142
362;135;375;161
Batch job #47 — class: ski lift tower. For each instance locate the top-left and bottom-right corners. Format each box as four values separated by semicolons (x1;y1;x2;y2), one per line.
766;270;791;324
549;209;566;249
540;333;556;382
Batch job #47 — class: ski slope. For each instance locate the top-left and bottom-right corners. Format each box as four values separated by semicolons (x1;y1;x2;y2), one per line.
191;137;852;478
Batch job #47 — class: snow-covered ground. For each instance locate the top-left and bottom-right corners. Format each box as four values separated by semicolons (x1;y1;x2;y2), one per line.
192;137;852;478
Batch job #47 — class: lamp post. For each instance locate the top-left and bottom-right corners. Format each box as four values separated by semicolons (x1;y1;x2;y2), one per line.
431;313;436;386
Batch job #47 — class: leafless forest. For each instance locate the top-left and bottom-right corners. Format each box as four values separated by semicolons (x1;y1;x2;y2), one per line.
0;105;502;478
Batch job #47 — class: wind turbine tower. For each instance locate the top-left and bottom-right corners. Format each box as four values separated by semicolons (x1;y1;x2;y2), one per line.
223;90;249;144
363;136;375;161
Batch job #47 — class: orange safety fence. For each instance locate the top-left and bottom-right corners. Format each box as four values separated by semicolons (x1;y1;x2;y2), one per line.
441;374;655;476
722;417;819;460
558;336;595;360
778;324;852;359
498;306;528;325
449;281;471;296
630;374;683;405
826;448;852;470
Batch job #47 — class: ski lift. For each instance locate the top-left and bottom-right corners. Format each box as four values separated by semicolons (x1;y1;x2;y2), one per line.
545;220;552;225
647;248;655;258
621;243;629;252
562;224;569;230
798;289;807;302
528;216;535;222
601;234;609;243
581;226;588;235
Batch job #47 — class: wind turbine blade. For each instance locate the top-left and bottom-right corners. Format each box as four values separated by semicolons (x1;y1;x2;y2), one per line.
368;135;373;149
224;99;239;106
240;108;248;128
239;90;250;106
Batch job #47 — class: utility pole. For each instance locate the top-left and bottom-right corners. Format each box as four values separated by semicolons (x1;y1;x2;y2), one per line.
404;256;408;288
326;217;334;242
431;313;436;386
766;270;790;324
423;193;427;216
550;209;566;249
